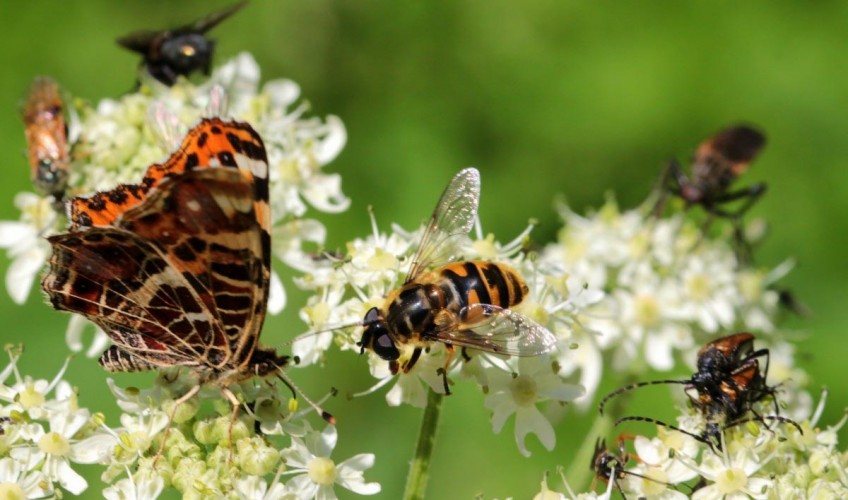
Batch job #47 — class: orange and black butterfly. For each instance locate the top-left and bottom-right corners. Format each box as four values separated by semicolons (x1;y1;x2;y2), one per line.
21;76;70;202
356;168;557;394
43;117;333;425
117;1;247;86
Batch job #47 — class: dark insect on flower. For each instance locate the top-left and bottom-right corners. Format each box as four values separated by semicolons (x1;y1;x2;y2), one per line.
652;124;767;263
590;435;679;499
21;76;70;205
600;333;801;450
117;1;247;86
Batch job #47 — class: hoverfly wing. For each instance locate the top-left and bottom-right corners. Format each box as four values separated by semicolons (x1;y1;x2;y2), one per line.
435;303;556;357
184;0;248;34
405;167;480;284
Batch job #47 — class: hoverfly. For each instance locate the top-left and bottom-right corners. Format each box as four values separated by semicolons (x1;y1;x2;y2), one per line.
600;333;800;450
21;76;69;203
653;124;767;262
117;1;247;86
358;167;557;394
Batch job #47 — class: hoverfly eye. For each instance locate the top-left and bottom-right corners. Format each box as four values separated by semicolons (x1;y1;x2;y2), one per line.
364;307;381;324
373;332;399;361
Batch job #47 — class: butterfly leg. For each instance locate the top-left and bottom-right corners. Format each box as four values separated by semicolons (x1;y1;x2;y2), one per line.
153;384;201;466
222;386;243;462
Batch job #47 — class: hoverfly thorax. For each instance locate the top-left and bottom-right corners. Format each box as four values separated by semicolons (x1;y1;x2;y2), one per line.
360;307;399;361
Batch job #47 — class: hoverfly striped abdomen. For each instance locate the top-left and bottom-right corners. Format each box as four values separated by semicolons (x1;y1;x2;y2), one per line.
439;261;528;313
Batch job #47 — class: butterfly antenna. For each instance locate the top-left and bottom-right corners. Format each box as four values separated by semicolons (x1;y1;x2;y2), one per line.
599;379;689;415
275;369;336;425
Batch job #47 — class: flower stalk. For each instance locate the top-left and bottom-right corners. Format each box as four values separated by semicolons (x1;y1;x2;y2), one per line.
403;389;445;500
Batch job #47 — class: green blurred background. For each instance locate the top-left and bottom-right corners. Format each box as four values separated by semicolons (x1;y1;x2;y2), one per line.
1;2;847;498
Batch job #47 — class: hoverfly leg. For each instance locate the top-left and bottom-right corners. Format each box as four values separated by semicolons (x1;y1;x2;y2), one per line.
404;347;423;374
437;344;455;395
460;346;472;362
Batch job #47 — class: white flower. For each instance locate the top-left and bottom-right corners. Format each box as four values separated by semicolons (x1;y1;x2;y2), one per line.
689;449;772;500
0;192;57;304
234;474;294;500
102;468;165;500
281;425;381;499
10;410;116;495
484;356;584;456
0;457;54;499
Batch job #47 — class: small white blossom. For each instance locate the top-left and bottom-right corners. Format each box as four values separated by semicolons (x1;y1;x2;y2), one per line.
484;356;584;456
281;425;380;499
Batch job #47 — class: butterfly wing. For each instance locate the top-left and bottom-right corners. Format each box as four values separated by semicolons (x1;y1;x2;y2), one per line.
44;167;268;371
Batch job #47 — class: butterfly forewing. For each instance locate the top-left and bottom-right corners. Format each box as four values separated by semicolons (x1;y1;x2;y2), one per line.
44;168;267;372
404;167;480;283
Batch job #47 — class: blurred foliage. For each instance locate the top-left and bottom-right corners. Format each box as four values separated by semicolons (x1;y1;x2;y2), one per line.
1;1;847;498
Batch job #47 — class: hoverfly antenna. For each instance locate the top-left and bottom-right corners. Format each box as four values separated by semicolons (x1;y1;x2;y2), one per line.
614;415;708;446
275;370;336;425
599;379;690;415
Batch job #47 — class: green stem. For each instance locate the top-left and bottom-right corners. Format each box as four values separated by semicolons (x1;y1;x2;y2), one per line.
403;389;444;500
565;412;613;491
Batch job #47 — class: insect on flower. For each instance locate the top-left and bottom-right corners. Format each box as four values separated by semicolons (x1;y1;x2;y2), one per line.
600;333;801;450
652;124;767;261
42;118;333;456
353;167;557;394
591;436;677;499
117;1;247;86
21;76;70;204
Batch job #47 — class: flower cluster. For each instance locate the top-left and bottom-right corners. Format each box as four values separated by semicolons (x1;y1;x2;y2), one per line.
541;197;805;404
538;391;848;499
0;349;380;499
0;347;116;497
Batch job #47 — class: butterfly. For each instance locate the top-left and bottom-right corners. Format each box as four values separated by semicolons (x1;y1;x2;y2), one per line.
42;117;332;422
117;1;247;86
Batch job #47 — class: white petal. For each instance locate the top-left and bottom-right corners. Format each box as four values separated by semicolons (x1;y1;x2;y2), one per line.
487;395;515;434
514;406;556;456
69;433;117;463
6;247;45;304
287;475;319;498
268;270;286;314
316;484;338;500
64;316;87;352
86;328;112;358
0;221;32;248
314;116;347;164
56;459;88;495
337;453;375;473
317;425;338;456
